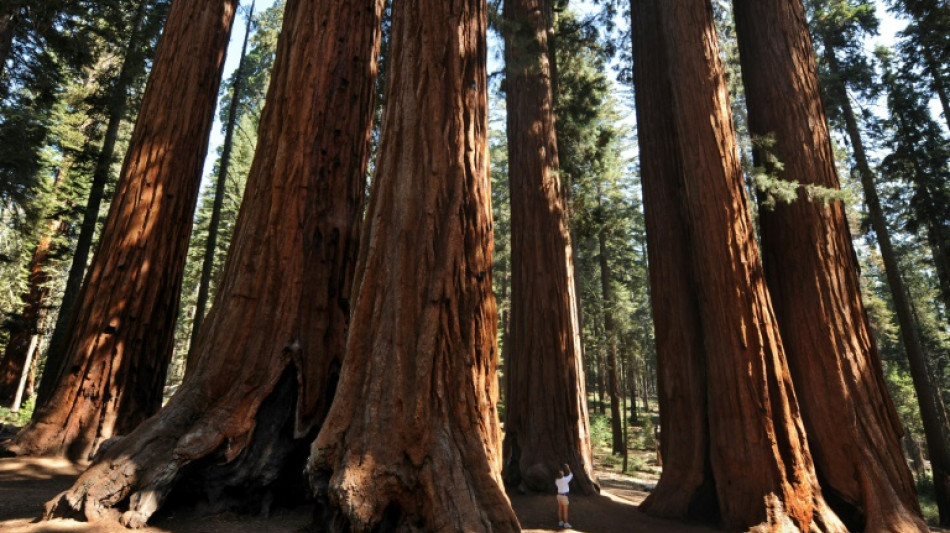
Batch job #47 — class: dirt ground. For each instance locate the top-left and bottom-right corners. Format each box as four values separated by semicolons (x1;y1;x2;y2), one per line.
3;456;947;533
0;456;722;533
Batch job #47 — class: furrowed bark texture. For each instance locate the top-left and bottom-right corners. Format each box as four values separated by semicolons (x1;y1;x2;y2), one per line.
732;1;927;531
307;0;521;530
502;0;598;495
37;0;153;410
630;0;715;521
0;224;58;405
823;33;950;526
6;0;238;460
657;1;846;531
41;0;381;527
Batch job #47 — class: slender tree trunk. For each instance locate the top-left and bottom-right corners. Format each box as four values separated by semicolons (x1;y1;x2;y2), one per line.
0;222;59;405
597;332;607;415
627;353;639;426
655;1;846;530
620;353;629;472
10;329;40;413
44;0;381;526
632;0;715;521
597;208;623;455
502;0;598;494
6;0;239;461
186;2;256;373
732;2;927;530
641;369;650;413
36;0;155;409
307;0;521;529
499;258;511;411
824;38;950;527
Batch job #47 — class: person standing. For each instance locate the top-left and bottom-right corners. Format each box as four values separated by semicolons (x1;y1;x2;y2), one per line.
555;463;573;528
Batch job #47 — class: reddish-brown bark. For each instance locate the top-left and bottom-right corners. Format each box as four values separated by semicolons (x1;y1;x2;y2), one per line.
654;1;846;530
36;0;154;410
630;0;715;521
502;0;598;495
4;0;239;461
732;1;927;530
818;26;950;526
41;0;381;527
307;0;520;530
0;223;59;405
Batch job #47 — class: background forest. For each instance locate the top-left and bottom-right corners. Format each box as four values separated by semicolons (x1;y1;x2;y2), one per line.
0;0;948;530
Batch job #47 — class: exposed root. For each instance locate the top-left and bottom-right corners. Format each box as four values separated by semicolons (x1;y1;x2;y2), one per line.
43;368;307;528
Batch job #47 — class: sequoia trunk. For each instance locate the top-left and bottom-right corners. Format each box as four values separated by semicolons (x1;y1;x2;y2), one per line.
823;37;950;526
5;0;239;460
656;1;846;530
631;0;714;520
503;0;598;495
306;0;521;530
36;0;154;410
43;0;380;526
732;1;927;530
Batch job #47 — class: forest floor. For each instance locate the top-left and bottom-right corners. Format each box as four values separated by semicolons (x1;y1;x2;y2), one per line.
1;420;946;532
0;452;719;533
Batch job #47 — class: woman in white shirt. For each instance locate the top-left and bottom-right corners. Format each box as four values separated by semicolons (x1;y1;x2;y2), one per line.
555;463;573;528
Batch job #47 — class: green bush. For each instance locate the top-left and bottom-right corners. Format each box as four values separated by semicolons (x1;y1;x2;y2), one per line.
916;472;939;526
589;412;612;449
0;397;34;428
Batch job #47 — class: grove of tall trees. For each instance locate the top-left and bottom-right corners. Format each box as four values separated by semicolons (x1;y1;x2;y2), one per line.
40;0;382;525
1;0;948;530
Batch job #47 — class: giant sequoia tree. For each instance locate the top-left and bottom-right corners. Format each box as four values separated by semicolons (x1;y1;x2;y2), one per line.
809;3;950;523
637;0;847;529
306;0;521;530
632;0;714;520
35;0;164;410
42;0;381;526
731;0;927;529
4;0;240;460
502;0;598;495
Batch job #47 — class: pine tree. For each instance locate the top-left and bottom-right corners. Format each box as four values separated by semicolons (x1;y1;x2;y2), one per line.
809;1;950;524
879;52;950;525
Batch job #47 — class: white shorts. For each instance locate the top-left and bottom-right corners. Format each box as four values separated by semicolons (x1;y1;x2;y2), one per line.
557;494;569;505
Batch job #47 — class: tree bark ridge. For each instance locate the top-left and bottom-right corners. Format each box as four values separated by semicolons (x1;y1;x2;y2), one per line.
308;0;520;530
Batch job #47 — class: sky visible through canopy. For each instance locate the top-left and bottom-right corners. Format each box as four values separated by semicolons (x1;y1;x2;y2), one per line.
200;0;911;193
